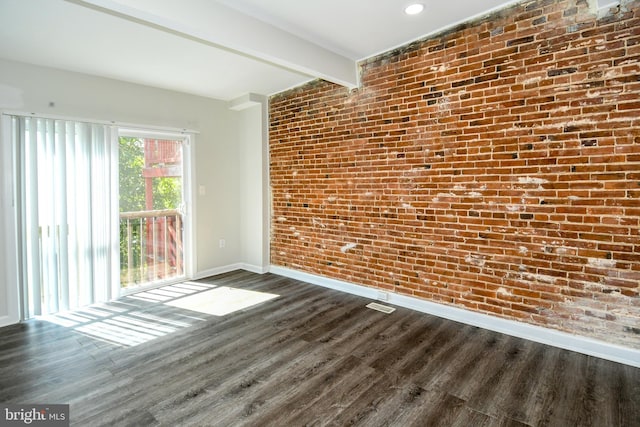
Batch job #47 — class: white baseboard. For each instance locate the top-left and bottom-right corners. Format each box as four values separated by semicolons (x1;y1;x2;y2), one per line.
269;266;640;368
193;263;245;280
238;263;270;274
194;263;268;280
0;315;18;329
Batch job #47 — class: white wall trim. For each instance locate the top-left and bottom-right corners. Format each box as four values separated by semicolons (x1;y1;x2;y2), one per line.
0;315;17;329
193;264;246;280
195;263;270;280
269;266;640;368
240;263;270;275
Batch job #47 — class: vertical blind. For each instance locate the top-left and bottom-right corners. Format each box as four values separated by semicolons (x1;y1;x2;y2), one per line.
14;116;118;317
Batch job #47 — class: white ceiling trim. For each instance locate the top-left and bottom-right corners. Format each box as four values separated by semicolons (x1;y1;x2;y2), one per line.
70;0;358;89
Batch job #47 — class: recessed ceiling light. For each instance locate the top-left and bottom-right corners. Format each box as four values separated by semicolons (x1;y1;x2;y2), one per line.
404;3;424;15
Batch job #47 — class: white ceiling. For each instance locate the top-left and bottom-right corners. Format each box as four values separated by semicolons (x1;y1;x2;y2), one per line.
0;0;530;101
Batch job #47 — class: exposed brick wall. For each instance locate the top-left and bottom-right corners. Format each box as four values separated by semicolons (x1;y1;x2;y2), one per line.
269;0;640;348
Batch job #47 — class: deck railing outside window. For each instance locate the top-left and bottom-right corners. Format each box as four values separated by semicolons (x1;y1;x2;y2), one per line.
119;209;183;288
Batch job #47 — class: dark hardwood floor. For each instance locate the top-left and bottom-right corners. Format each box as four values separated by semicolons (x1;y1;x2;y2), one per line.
1;270;639;426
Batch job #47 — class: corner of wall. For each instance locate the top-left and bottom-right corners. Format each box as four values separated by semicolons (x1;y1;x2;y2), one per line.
233;94;270;273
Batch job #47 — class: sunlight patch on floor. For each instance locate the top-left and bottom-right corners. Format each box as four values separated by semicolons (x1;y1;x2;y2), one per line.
41;281;279;347
74;315;177;347
164;286;279;316
126;282;216;303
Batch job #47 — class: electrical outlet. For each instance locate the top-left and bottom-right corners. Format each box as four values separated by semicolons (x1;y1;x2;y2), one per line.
219;239;226;248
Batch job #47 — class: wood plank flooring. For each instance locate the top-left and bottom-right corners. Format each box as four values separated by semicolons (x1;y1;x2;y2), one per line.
1;270;639;426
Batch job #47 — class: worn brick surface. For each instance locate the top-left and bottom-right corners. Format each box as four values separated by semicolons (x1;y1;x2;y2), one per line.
269;0;640;348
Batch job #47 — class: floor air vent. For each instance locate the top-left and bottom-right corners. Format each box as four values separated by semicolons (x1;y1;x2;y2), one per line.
366;302;396;314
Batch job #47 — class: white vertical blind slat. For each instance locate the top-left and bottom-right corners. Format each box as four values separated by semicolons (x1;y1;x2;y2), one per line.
24;118;41;316
57;122;70;312
15;116;117;317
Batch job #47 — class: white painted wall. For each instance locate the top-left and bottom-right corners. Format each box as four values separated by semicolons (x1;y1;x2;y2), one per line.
237;101;269;272
0;114;19;326
0;59;246;324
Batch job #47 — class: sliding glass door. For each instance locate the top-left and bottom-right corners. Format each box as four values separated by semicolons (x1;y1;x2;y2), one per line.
118;134;187;290
12;116;192;318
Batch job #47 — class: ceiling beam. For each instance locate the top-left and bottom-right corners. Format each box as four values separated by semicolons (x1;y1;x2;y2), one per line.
229;93;264;111
69;0;358;89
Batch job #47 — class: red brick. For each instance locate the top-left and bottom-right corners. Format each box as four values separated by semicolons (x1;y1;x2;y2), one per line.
269;0;640;349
